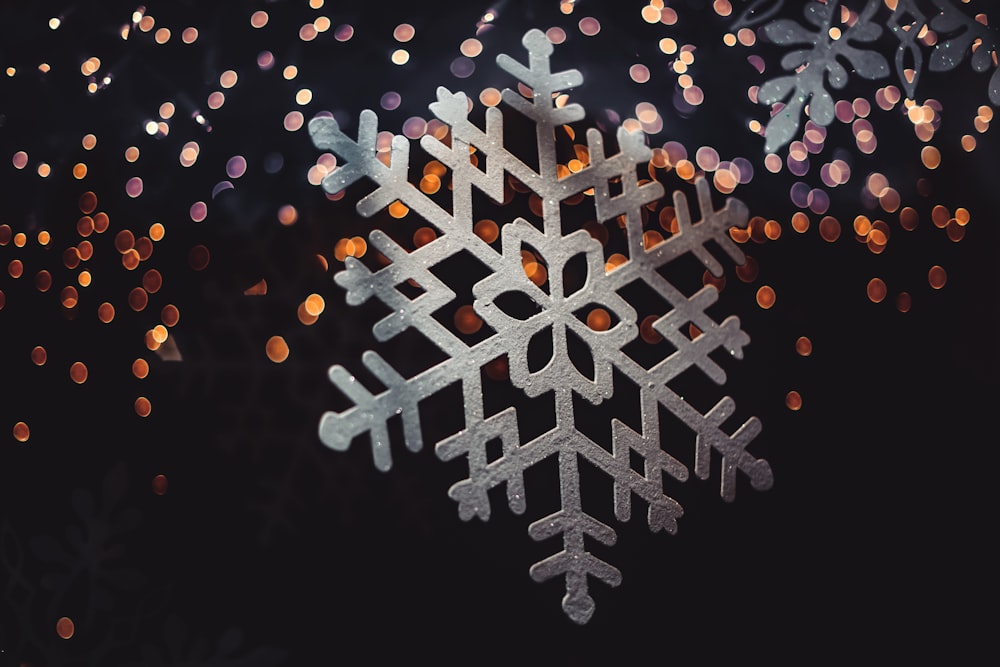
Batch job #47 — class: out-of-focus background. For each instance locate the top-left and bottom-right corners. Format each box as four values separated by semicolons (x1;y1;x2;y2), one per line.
1;1;996;663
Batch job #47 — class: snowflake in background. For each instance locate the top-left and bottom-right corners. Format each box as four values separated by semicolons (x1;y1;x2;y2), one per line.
752;0;999;152
309;29;773;623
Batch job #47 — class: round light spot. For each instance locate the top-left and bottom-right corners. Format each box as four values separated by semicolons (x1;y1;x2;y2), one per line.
299;23;318;41
586;308;611;331
402;117;427;139
13;421;30;442
394;23;415;42
70;361;88;384
304;294;326;317
920;145;941;169
128;287;149;311
756;285;776;309
546;27;567;44
695;146;720;172
579;17;601;36
161;304;180;327
56;617;74;639
152;474;168;495
334;24;354;42
151;325;168;344
460;38;483;57
474;219;499;243
226;155;247;179
791;212;810;233
266;336;290;363
896;292;912;313
867;278;887;303
795;336;812;356
818;216;841;242
450;57;475;78
125;177;143;198
278;205;298;226
188;244;211;271
98;302;115;323
135;396;152;417
284;111;304;132
455;305;483;334
928;265;947;289
142;269;162;293
190;201;207;223
629;64;650;83
380;91;401;110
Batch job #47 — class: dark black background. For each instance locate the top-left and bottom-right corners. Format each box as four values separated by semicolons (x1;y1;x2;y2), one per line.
1;1;997;664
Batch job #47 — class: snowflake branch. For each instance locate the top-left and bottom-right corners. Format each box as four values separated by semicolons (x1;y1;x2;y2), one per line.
319;351;419;471
528;449;622;625
436;405;530;521
567;127;666;237
421;87;506;208
335;231;469;357
612;354;772;501
497;29;585;183
611;391;689;533
650;285;751;385
306;112;432;217
607;177;748;289
319;330;511;471
695;397;772;501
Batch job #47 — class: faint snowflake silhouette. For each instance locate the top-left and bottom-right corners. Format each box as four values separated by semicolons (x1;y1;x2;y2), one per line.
2;465;154;665
125;614;287;667
29;463;145;617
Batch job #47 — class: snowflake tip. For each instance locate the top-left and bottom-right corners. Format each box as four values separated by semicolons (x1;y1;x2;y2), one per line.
307;115;341;146
563;592;597;625
521;28;554;56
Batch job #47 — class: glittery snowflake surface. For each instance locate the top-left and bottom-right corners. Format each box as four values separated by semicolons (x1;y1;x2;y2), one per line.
309;28;772;623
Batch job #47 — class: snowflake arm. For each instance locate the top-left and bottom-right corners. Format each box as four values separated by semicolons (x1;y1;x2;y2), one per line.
436;406;527;520
528;446;622;625
420;87;506;212
496;29;585;191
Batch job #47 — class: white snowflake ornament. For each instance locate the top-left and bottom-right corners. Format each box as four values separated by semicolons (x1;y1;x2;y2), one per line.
309;28;773;624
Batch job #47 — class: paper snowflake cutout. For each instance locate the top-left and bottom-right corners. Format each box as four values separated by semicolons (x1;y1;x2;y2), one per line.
757;0;889;152
309;29;773;623
753;0;1000;152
